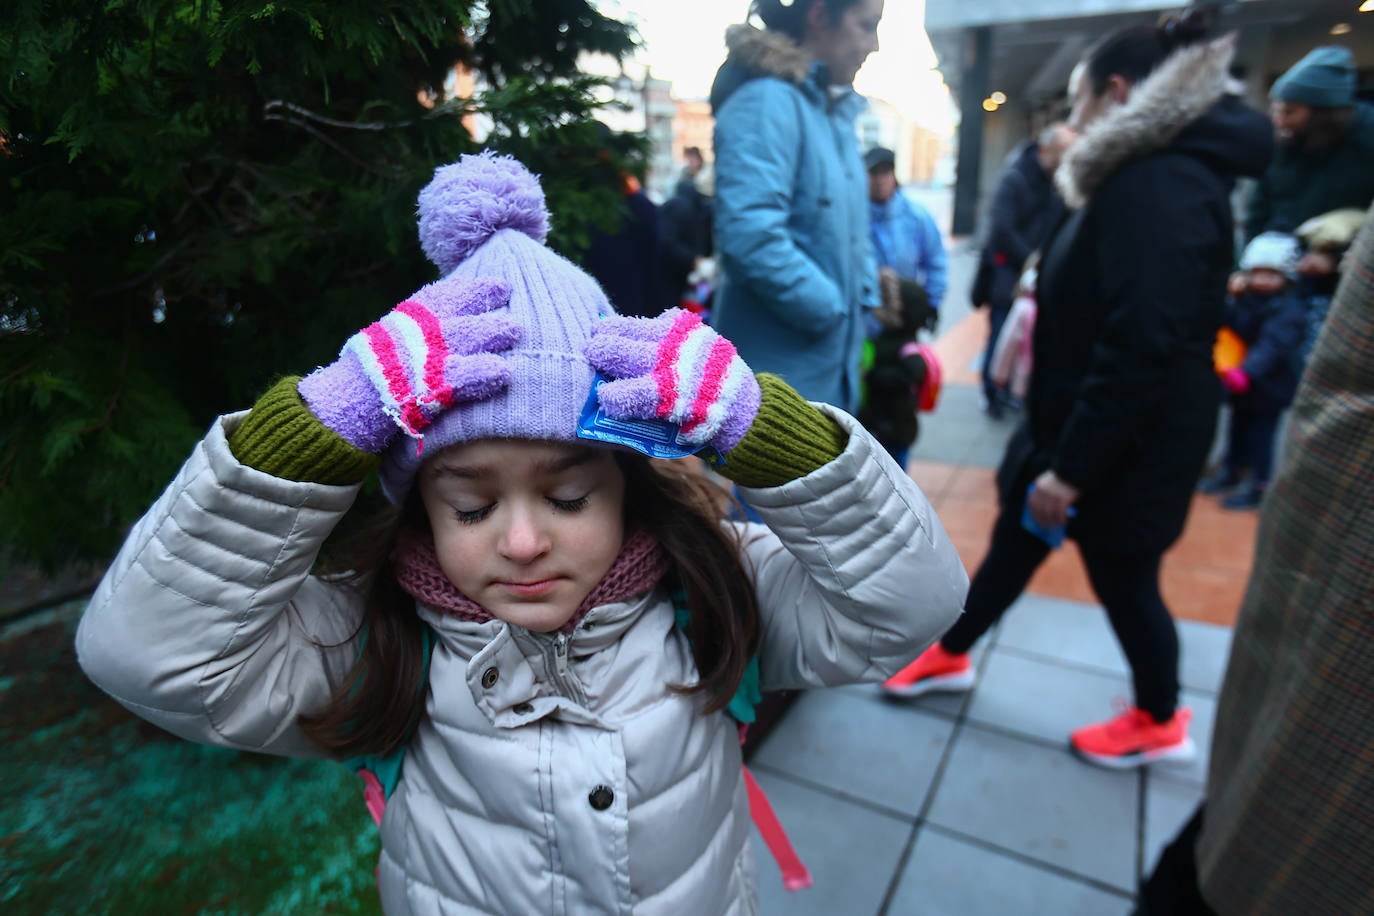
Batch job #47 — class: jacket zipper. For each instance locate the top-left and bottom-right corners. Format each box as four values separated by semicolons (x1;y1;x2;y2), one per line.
542;631;587;706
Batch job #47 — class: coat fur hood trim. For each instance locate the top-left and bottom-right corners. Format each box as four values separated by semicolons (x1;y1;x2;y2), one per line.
1057;33;1237;209
723;23;812;85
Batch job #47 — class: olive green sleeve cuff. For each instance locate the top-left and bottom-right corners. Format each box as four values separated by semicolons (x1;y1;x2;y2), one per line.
227;376;381;485
712;373;849;489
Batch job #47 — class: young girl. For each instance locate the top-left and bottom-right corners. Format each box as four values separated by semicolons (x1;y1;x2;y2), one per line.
76;153;967;914
857;267;942;469
989;261;1038;408
1200;231;1308;510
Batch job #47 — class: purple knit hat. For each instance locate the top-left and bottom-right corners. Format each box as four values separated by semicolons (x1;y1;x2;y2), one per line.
378;152;614;503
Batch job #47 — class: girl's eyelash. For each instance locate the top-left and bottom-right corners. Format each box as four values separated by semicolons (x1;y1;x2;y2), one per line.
454;506;493;525
549;495;588;513
453;496;586;523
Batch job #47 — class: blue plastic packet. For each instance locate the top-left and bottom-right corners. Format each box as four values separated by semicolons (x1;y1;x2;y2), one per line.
576;371;724;465
1021;483;1076;548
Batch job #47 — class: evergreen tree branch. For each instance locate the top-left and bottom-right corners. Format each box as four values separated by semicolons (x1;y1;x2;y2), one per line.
262;99;418;131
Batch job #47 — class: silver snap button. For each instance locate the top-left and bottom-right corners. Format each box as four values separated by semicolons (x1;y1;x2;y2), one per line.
481;667;499;689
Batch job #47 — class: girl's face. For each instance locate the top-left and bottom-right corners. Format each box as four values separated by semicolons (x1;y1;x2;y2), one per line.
418;439;626;633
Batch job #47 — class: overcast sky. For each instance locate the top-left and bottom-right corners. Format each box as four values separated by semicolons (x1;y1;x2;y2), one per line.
593;0;954;131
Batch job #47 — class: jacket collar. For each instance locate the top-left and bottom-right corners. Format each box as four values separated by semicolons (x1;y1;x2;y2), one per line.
1056;34;1237;209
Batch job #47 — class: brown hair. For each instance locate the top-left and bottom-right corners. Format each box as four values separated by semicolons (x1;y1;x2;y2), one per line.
298;452;760;759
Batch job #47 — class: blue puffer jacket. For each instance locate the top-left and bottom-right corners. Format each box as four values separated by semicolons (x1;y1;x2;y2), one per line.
710;24;876;414
1226;288;1308;412
870;193;948;310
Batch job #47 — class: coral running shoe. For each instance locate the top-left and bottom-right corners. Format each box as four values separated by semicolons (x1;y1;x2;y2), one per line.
1071;706;1195;769
881;644;975;698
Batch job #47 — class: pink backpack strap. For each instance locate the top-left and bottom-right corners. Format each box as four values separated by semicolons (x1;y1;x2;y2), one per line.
359;769;387;827
744;766;814;890
738;724;813;890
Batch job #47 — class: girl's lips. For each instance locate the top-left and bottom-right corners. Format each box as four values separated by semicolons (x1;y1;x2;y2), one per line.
496;578;559;597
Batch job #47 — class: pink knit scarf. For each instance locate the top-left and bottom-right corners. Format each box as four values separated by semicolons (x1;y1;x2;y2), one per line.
390;526;671;633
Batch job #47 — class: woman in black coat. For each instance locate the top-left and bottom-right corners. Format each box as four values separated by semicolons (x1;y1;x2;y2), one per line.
882;11;1273;768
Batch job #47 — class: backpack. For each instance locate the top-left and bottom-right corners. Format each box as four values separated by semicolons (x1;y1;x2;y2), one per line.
346;590;812;891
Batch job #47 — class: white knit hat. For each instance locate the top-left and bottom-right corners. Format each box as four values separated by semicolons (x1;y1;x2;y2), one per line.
1239;232;1301;277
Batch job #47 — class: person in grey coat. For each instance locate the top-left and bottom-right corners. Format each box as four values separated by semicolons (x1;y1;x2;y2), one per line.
75;153;967;915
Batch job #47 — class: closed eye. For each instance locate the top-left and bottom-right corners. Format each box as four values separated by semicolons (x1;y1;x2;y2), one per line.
454;505;494;525
549;495;589;513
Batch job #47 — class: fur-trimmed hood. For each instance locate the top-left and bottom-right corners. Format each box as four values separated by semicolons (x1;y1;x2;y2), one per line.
1057;34;1270;208
709;24;863;115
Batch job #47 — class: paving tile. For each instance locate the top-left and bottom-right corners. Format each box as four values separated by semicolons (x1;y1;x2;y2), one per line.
750;770;911;916
962;438;1014;470
752;687;955;817
1177;620;1233;694
914;436;978;466
1167;500;1259;574
966;648;1132;747
1142;776;1204;881
888;828;1134;916
994;594;1131;677
942;466;1000;504
1024;547;1098;604
931;498;1000;543
906;460;960;501
1161;563;1249;627
927;725;1140;890
947;529;990;577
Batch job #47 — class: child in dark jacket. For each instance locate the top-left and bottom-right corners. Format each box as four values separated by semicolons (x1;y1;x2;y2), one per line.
858;269;943;469
1201;232;1309;510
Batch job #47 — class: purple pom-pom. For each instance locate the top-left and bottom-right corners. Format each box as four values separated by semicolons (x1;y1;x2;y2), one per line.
417;151;550;274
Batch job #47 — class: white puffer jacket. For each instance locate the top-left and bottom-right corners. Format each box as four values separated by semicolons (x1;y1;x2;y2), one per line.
77;406;968;914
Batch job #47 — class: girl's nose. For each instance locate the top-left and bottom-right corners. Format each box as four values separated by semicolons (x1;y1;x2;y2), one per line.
498;503;551;561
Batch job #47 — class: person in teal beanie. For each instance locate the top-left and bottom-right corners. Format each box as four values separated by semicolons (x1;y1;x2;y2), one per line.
1246;46;1374;256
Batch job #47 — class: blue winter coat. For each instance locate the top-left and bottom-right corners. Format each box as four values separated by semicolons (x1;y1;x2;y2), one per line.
709;25;876;414
1225;289;1308;412
870;193;948;310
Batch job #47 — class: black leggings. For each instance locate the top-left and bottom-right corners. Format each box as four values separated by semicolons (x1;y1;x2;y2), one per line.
941;503;1181;721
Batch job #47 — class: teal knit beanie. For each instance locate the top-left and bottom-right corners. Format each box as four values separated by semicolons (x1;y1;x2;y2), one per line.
1271;47;1357;108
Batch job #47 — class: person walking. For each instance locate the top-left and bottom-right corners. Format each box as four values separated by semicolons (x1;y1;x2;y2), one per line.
865;146;947;327
659;161;714;312
971;122;1075;418
882;10;1274;769
710;0;883;414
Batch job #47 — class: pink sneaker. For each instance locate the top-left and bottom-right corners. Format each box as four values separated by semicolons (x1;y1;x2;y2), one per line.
1071;706;1195;769
881;644;976;698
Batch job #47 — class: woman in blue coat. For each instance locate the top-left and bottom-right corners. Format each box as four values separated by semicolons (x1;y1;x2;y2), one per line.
710;0;883;415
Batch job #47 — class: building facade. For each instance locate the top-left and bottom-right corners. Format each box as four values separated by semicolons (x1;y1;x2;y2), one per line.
925;0;1373;234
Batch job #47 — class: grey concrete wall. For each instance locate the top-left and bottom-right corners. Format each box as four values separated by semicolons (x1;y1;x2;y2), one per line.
926;0;1171;31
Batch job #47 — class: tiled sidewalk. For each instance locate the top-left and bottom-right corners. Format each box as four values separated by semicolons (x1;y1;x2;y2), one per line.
749;594;1230;916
